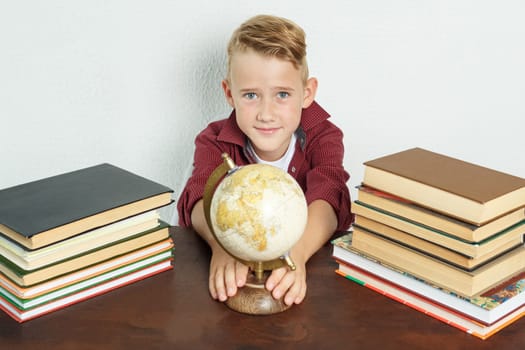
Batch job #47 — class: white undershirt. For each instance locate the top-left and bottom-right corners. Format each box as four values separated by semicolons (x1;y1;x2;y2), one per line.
247;133;297;172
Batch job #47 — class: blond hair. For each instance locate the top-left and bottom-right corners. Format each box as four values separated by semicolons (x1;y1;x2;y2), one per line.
226;15;309;83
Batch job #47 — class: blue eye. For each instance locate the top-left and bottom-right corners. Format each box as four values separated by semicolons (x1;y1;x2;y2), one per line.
277;91;290;99
244;92;257;100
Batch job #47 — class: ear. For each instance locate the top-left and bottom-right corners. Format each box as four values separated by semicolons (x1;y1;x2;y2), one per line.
302;77;318;108
222;79;235;108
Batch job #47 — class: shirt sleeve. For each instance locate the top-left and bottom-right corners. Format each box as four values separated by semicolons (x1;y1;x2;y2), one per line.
302;121;353;232
176;125;228;227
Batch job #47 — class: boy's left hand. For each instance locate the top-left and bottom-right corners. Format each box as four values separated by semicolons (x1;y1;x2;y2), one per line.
264;257;307;306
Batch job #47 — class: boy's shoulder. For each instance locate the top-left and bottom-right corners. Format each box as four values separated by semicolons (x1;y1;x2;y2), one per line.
301;101;332;131
198;111;235;134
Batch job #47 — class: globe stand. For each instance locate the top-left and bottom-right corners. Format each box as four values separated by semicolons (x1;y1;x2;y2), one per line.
225;270;291;315
203;153;301;316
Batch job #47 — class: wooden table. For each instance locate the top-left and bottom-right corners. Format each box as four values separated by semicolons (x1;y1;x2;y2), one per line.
1;226;523;349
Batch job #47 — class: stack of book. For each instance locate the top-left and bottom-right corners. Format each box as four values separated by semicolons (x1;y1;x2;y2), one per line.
0;163;174;322
333;147;525;339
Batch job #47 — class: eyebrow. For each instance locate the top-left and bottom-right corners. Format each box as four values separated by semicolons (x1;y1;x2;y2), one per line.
239;88;259;93
273;86;295;92
239;86;295;93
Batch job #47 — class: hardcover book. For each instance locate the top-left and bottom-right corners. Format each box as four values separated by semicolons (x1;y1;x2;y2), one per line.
1;249;173;311
332;233;525;327
0;259;173;323
357;185;525;243
0;238;174;299
335;263;525;340
0;223;170;287
0;163;173;250
352;200;524;258
0;210;161;270
351;227;525;297
362;148;525;226
353;216;522;270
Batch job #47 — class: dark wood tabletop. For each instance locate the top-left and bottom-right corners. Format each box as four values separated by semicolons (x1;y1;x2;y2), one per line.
0;226;523;349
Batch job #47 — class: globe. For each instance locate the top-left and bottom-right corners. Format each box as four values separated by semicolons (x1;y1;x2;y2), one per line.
209;162;307;263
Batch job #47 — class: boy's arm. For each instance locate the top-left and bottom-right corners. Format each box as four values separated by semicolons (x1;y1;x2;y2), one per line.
190;199;219;249
191;199;249;301
177;119;233;228
304;123;353;232
265;199;337;305
291;199;338;264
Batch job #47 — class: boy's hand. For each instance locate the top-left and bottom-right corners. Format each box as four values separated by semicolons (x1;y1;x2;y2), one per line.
209;246;307;306
208;247;249;302
265;256;307;306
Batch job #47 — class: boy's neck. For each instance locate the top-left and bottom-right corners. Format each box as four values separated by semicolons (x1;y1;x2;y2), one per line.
248;133;297;172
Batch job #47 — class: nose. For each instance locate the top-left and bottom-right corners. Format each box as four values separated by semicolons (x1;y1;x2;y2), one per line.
256;98;275;122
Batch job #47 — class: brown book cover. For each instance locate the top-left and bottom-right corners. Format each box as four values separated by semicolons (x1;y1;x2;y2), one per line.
363;148;525;225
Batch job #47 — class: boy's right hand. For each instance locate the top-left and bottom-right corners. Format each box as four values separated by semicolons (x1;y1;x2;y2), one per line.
209;246;249;302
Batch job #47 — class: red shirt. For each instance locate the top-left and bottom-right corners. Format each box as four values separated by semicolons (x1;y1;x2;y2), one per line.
177;101;353;232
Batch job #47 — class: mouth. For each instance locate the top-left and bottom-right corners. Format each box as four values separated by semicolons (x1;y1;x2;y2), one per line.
254;127;280;135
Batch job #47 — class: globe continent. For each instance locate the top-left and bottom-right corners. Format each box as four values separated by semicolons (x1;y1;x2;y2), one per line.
210;163;307;262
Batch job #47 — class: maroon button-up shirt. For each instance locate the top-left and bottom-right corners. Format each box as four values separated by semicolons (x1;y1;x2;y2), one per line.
177;101;353;232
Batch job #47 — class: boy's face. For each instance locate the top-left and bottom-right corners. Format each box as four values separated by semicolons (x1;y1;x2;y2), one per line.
222;49;317;162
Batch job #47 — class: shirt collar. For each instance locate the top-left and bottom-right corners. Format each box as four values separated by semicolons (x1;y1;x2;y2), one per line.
216;110;246;147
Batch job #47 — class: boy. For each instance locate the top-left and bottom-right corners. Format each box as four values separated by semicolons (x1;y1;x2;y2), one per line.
177;14;352;306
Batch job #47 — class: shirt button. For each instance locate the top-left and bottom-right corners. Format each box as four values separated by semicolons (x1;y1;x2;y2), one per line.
291;167;296;173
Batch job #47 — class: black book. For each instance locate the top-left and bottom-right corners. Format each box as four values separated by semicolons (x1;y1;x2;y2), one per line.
0;163;173;250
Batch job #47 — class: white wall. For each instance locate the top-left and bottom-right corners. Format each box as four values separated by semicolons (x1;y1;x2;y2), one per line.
1;1;524;224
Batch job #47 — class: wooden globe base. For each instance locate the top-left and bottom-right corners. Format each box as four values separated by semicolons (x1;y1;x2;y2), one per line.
225;273;291;315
